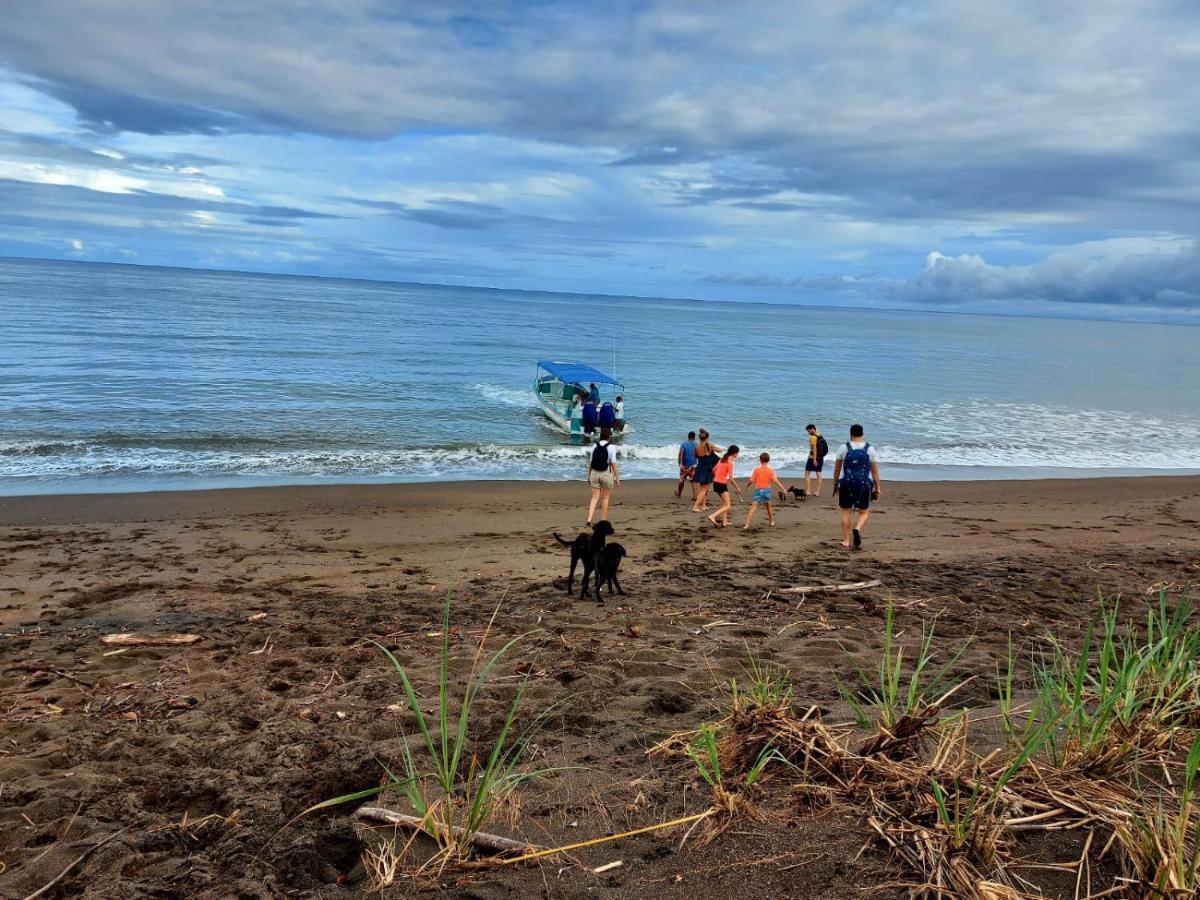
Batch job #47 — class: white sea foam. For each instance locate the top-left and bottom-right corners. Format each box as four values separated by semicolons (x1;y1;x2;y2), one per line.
473;383;536;409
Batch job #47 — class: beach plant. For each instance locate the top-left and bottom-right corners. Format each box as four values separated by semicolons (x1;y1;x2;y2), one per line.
730;647;793;714
1027;592;1200;774
301;595;559;871
1120;732;1200;897
838;602;967;732
686;723;779;791
928;713;1057;857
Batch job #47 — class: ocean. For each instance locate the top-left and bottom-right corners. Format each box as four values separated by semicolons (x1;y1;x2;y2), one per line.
2;257;1198;495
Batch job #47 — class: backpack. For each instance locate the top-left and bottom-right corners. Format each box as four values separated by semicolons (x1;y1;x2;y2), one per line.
591;441;610;471
816;434;829;459
841;442;872;486
598;402;616;427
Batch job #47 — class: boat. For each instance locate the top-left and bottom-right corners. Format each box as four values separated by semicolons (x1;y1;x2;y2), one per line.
533;360;630;437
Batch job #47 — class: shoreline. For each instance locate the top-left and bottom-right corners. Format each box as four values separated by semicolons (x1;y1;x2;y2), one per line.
2;472;1200;527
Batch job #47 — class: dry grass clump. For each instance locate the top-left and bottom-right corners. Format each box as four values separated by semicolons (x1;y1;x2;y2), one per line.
654;591;1200;899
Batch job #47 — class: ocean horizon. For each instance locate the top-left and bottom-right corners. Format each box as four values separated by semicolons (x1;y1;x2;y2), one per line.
3;256;1199;496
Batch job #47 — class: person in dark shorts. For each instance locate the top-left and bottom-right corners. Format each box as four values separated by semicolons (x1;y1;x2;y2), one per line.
804;423;828;497
707;445;742;527
691;429;722;513
832;424;881;550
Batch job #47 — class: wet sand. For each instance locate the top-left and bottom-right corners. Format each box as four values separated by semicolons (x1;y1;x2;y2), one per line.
1;476;1198;897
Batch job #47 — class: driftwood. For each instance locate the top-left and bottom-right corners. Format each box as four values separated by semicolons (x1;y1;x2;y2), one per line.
99;633;202;646
779;579;882;595
351;807;534;856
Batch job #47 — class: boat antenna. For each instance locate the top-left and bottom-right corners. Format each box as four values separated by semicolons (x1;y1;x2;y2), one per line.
612;337;617;380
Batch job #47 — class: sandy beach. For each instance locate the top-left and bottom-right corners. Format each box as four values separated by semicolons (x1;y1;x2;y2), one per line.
2;475;1199;898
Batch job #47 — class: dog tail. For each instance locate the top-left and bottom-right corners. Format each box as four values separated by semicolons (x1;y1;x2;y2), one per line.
552;532;572;547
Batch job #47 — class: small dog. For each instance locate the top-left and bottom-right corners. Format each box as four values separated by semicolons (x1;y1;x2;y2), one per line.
595;542;627;600
779;486;808;501
553;520;614;600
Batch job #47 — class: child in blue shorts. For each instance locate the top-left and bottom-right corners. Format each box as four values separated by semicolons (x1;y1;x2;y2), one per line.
744;453;787;529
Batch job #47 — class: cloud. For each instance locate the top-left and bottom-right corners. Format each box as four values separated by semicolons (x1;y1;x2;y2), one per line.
906;243;1200;308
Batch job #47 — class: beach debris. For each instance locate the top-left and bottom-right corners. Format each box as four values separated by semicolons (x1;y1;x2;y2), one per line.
245;612;267;623
99;633;201;647
592;860;623;874
779;578;882;595
352;806;535;856
21;827;127;900
249;635;272;655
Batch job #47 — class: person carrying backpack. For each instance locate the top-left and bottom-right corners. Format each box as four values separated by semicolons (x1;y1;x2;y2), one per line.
585;427;620;526
805;423;829;497
832;424;881;550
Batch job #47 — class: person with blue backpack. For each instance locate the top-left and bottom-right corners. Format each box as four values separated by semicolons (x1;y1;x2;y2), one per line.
832;424;882;550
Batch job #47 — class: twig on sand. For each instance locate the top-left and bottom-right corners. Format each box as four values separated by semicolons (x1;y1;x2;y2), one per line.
779;579;882;595
494;810;713;866
99;633;201;646
21;827;127;900
352;807;534;856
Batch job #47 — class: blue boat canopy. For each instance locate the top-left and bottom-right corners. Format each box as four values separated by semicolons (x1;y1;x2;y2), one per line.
537;360;622;386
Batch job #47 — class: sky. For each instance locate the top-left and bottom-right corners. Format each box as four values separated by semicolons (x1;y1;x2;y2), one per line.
1;1;1199;321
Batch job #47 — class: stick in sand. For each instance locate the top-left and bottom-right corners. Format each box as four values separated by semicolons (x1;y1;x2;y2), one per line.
779;579;882;595
99;633;202;646
22;827;127;900
352;807;534;856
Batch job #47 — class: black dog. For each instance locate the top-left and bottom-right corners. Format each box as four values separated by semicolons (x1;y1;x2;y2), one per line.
596;542;627;600
553;520;614;600
778;486;808;501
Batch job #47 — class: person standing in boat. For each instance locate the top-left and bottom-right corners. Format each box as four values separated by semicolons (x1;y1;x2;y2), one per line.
588;382;601;403
691;429;722;513
581;395;598;435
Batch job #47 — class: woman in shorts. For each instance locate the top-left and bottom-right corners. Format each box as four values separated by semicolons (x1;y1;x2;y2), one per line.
585;427;620;525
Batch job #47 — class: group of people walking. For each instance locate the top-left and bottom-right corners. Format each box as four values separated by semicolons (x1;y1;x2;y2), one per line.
585;421;883;549
675;423;882;547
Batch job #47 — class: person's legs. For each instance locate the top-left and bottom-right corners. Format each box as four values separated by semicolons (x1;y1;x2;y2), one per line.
599;487;612;521
803;469;813;495
743;502;758;529
766;501;775;526
708;490;730;526
693;484;709;512
839;508;852;547
587;485;601;525
676;471;685;497
814;471;824;497
853;507;870;548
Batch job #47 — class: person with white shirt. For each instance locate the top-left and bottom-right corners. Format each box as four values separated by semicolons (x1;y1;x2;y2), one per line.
585;427;620;525
615;395;626;432
832;424;882;550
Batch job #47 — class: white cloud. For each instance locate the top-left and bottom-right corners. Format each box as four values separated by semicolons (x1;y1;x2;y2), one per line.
907;242;1200;308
